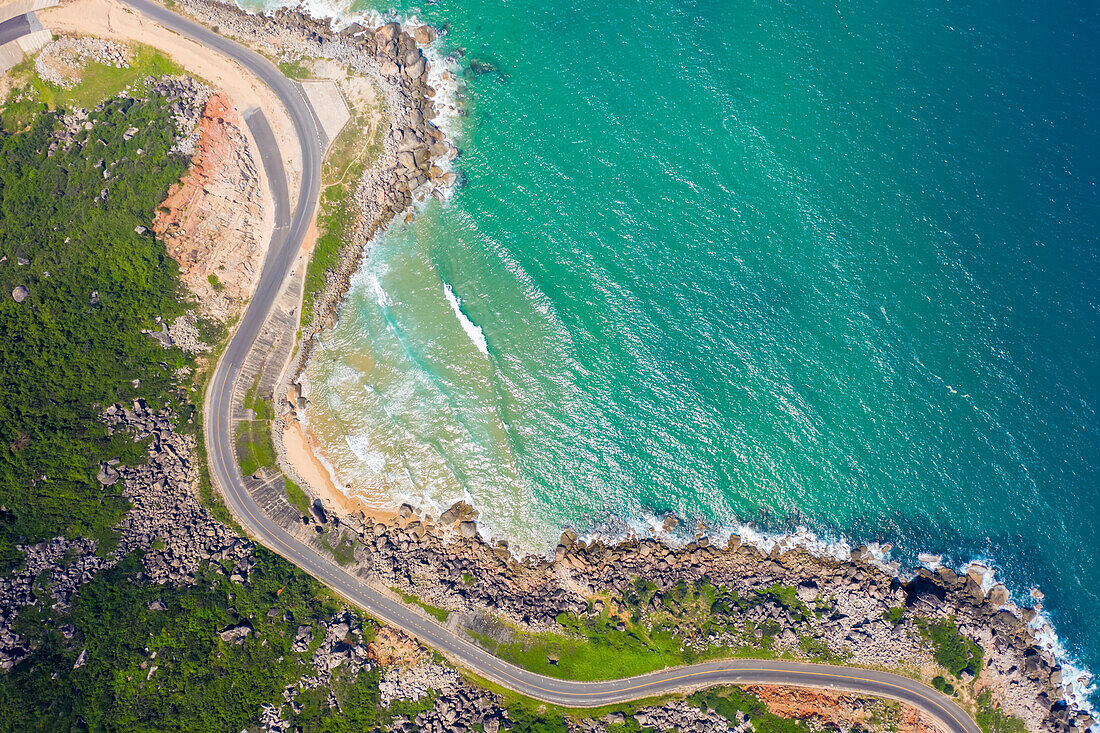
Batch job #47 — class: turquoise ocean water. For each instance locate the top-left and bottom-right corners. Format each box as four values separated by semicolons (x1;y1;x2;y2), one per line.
278;0;1098;697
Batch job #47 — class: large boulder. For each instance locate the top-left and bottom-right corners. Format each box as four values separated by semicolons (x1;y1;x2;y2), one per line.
375;22;400;44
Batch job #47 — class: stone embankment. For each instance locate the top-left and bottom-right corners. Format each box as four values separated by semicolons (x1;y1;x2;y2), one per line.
175;0;459;370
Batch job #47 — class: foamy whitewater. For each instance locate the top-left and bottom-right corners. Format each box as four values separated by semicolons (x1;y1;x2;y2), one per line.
277;0;1100;714
443;282;489;356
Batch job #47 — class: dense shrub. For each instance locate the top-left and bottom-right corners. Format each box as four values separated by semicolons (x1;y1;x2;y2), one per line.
0;97;188;567
919;617;983;677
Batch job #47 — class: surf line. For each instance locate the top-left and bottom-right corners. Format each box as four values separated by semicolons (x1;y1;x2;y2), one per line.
443;281;489;356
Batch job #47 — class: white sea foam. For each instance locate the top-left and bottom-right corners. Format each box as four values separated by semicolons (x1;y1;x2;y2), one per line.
443;281;489;356
344;433;386;474
370;272;391;308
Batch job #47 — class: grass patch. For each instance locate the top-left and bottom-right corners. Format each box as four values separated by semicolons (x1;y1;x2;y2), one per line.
278;60;312;80
393;588;450;623
320;529;357;567
301;185;354;325
242;377;275;420
298;81;386;331
235;420;276;477
468;609;731;682
975;691;1028;733
236;375;276;476
461;575;846;682
798;634;849;663
322;109;386;187
28;45;182;111
283;476;312;515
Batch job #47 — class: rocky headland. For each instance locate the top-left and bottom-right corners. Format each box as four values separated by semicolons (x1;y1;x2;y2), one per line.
270;484;1096;733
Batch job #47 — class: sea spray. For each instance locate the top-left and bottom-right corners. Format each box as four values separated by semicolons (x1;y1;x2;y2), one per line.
572;512;1096;720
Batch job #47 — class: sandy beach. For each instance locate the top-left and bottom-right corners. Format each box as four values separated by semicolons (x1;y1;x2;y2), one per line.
282;416;400;524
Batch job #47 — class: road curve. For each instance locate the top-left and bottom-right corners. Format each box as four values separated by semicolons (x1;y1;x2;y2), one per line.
126;3;981;731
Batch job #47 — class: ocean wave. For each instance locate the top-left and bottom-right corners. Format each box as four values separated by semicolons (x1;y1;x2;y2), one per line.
443;281;489;356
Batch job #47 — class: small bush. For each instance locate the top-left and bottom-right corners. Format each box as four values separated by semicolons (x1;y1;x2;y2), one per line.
919;617;983;677
882;607;905;625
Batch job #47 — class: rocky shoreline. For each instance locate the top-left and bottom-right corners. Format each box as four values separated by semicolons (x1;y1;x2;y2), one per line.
275;488;1096;733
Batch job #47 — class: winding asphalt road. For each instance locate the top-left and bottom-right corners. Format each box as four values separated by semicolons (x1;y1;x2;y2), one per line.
122;2;982;730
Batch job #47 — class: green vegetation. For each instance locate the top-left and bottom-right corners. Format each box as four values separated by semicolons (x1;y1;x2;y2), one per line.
278;60;312;80
322;107;386;186
394;588;451;623
301;185;354;325
284;475;312;515
243;377;275;420
235;419;276;476
882;606;905;625
459;669;676;721
465;576;833;681
0;547;381;731
975;691;1029;733
299;82;386;330
0;95;189;569
690;687;817;733
320;528;357;567
236;377;277;476
459;576;844;677
931;675;956;696
0;88;414;730
918;617;983;678
798;633;848;663
207;272;224;291
470;608;725;681
6;45;183;116
507;703;570;733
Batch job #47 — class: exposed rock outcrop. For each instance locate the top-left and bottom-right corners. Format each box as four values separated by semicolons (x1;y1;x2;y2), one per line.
154;92;265;321
173;0;459;372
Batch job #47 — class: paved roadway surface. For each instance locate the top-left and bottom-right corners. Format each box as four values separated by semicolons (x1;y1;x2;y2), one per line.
0;13;33;45
120;2;983;730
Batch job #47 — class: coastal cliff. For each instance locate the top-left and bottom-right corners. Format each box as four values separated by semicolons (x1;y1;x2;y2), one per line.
173;0;459;377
